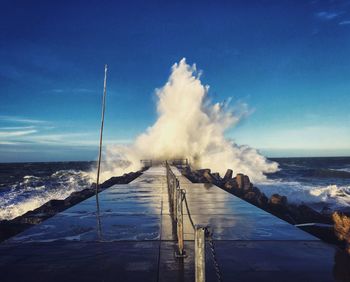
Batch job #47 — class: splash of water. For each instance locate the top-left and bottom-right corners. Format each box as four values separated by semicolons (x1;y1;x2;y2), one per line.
100;58;278;182
0;170;92;220
258;180;350;211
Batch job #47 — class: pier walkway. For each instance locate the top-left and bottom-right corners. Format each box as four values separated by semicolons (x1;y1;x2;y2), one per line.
0;165;340;281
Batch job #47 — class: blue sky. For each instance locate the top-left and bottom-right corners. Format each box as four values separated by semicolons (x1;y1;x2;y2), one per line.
1;0;350;162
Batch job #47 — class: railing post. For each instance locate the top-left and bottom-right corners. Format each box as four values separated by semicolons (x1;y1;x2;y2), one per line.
176;189;185;256
195;225;206;282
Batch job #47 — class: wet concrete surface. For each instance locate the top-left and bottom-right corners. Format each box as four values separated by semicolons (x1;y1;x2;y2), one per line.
0;165;345;281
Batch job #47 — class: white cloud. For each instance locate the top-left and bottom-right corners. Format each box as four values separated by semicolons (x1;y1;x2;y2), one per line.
0;115;47;124
0;141;20;145
0;129;37;138
0;115;128;149
48;88;95;94
0;126;35;130
316;11;341;20
339;20;350;25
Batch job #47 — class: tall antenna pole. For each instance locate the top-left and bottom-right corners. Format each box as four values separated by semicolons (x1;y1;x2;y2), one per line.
95;64;108;238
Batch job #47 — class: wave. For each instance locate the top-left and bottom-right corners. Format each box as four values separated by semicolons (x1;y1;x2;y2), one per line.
258;180;350;211
331;167;350;173
302;169;350;179
0;170;93;221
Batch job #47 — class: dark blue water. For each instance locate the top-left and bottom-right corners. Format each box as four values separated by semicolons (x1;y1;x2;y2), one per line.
259;157;350;211
0;162;95;220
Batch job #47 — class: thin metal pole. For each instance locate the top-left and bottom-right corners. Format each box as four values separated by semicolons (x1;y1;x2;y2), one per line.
95;64;108;238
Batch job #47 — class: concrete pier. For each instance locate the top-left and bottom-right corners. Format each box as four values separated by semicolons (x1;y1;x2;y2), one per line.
0;165;342;281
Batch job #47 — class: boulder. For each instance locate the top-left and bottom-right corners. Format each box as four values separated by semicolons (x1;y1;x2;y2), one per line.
188;169;212;183
235;173;244;189
288;204;332;224
243;175;252;190
235;173;251;190
223;169;233;181
268;194;288;216
203;170;215;183
223;179;238;190
211;172;222;183
0;221;33;242
269;193;288;206
333;212;350;255
243;187;268;208
297;223;338;245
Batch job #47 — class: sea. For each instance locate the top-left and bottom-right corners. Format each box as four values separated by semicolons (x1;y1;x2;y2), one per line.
0;161;95;221
0;157;349;221
259;157;350;213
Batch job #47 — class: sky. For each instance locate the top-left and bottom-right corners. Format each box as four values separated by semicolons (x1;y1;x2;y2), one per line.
0;0;350;162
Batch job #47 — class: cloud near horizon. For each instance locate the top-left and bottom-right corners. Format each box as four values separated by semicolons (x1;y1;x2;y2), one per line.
0;115;129;150
0;115;48;124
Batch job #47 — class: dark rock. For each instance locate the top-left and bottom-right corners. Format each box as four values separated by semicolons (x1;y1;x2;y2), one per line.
266;194;289;219
203;170;214;183
183;168;212;183
211;173;222;182
242;187;268;208
297;223;339;245
197;169;211;175
223;179;238;190
223;169;233;181
269;193;288;206
43;199;65;209
243;175;252;190
235;173;244;189
18;216;44;225
234;173;251;190
288;204;332;224
0;221;34;242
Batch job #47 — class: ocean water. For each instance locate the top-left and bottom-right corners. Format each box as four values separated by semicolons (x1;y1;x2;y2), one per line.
0;157;349;221
0;162;95;220
260;157;350;212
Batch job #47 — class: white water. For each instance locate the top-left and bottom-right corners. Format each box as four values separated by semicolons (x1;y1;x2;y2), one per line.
258;180;350;211
99;58;278;182
0;170;92;220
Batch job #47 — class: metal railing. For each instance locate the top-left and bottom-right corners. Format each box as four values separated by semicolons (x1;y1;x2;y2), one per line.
171;158;189;167
142;159;189;169
166;161;186;257
140;159;153;168
165;162;223;282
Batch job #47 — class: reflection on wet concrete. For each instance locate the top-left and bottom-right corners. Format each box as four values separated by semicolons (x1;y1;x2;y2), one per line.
0;165;347;281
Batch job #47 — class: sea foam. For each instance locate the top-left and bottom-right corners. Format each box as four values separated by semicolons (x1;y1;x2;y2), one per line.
258;180;350;211
0;170;92;220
